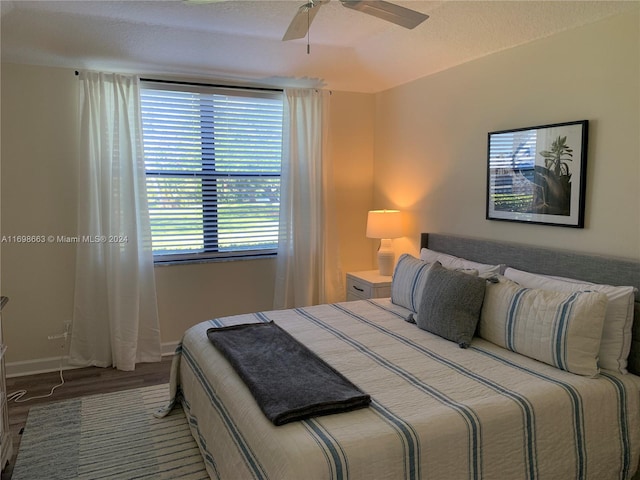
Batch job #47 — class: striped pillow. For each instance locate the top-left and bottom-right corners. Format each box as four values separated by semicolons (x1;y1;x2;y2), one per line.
391;254;430;314
504;267;636;374
479;276;608;377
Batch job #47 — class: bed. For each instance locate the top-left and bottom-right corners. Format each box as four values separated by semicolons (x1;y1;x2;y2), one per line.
162;233;640;480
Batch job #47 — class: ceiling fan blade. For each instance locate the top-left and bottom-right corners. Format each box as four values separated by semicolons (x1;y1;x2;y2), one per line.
282;1;326;41
340;0;428;29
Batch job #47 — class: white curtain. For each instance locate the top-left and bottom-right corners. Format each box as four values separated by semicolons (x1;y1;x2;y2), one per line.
274;89;343;309
70;71;161;371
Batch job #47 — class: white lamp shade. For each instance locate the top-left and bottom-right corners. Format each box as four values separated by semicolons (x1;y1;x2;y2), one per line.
366;210;403;239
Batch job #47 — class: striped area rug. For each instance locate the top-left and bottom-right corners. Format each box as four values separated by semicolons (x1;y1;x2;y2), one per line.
12;384;209;480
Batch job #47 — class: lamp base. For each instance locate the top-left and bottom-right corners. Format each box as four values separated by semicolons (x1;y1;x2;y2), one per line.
377;238;395;276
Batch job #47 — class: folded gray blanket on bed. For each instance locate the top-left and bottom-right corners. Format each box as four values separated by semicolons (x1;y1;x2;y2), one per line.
206;321;371;426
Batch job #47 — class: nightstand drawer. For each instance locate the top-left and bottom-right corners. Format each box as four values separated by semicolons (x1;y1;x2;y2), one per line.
347;277;372;299
345;271;392;300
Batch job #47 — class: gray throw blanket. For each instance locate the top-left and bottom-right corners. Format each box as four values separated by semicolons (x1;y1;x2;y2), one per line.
206;321;371;426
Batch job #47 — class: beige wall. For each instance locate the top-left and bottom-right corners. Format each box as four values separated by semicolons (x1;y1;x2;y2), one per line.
1;64;80;371
329;91;376;273
374;11;640;261
0;64;374;370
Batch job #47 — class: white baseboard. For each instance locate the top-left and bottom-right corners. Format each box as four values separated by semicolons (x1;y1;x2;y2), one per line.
162;341;180;357
6;356;79;378
6;341;179;378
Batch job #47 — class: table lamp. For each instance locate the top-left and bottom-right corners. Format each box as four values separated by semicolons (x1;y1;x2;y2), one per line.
366;209;403;276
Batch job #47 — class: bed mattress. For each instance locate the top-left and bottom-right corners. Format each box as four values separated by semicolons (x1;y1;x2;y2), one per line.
165;298;640;480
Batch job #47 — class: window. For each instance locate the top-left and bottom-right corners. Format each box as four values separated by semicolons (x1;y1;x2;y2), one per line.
140;82;284;263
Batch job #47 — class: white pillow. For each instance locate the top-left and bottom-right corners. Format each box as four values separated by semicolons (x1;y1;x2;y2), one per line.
504;267;636;374
420;248;502;278
479;276;608;377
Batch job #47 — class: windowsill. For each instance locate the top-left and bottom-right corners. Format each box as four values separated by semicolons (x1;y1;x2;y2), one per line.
153;252;277;267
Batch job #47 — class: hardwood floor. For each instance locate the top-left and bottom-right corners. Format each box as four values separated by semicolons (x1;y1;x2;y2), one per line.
1;357;173;480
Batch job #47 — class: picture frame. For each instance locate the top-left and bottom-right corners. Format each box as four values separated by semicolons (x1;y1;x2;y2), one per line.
486;120;588;228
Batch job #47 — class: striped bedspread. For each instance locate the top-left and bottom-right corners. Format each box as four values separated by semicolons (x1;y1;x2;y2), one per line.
167;299;640;480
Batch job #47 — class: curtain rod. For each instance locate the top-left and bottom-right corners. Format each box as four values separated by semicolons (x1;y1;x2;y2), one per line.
74;70;283;93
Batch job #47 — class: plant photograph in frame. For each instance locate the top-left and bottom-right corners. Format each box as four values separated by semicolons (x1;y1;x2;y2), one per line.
486;120;588;227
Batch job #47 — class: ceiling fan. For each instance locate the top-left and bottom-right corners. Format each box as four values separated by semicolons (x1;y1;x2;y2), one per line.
185;0;429;42
282;1;429;41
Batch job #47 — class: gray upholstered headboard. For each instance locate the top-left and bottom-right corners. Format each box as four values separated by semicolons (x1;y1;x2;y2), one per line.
421;233;640;376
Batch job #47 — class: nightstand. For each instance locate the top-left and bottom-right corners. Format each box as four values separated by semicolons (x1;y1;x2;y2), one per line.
346;270;392;301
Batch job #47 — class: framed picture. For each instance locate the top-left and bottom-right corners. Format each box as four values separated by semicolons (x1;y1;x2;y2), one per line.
486;120;588;228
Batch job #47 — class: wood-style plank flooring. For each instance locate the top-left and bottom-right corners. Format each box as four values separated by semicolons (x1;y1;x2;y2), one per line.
1;357;173;480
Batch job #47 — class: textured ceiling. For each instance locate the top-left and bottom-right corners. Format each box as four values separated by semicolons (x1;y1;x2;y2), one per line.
1;0;637;93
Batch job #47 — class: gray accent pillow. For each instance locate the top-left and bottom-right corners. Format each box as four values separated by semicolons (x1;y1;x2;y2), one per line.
415;262;486;348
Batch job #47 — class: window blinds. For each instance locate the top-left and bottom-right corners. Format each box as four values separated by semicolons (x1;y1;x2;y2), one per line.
140;82;284;261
